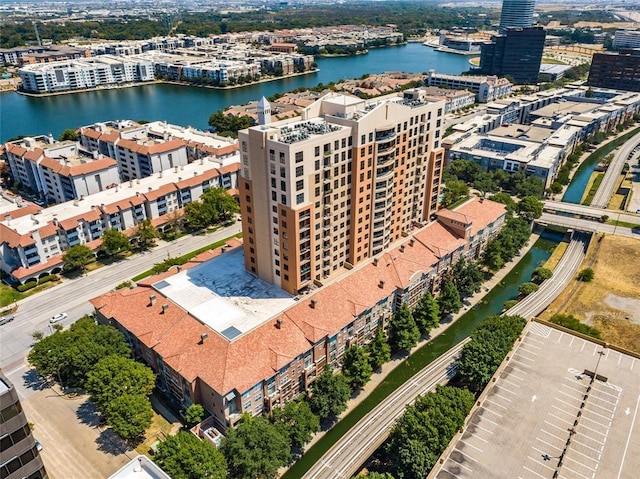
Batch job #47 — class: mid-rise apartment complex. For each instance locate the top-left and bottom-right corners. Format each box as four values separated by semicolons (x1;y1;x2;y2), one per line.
426;69;513;103
92;197;507;430
238;91;447;295
0;373;48;479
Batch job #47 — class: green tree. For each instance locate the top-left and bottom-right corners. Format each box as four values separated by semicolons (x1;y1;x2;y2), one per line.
386;386;474;479
105;394;153;441
134;219;157;250
58;129;78;141
269;399;320;452
221;414;290;479
518;282;539;296
517;196;543;221
366;326;391;371
208;110;254;138
531;267;552;284
86;355;155;411
489;192;517;216
388;304;420;353
443;159;481;183
341;345;373;390
201;187;240;223
309;366;351;422
28;317;130;388
451;260;484;298
184;404;206;428
457;315;526;392
577;268;594;282
437;280;462;317
412;291;440;335
503;299;519;311
363;473;395;479
184;201;213;230
100;228;131;256
472;172;498;197
549;314;602;339
441;180;469;208
63;244;94;272
550;182;563;194
155;431;227;479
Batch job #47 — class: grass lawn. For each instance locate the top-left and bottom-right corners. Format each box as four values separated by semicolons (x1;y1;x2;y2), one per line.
541;57;567;65
581;172;603;205
539;234;640;354
542;241;568;271
0;280;62;309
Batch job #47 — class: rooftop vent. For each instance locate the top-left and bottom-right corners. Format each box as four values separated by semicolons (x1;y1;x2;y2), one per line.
149;295;156;306
200;333;208;343
400;245;405;252
276;318;283;329
161;304;169;314
310;299;317;309
379;280;386;289
409;238;415;247
373;258;378;266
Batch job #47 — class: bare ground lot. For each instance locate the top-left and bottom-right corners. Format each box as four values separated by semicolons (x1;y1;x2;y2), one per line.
539;233;640;354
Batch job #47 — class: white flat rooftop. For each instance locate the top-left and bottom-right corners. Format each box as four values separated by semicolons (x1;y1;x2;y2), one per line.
152;247;296;341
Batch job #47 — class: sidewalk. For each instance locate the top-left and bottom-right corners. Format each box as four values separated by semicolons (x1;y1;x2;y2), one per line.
299;229;543;453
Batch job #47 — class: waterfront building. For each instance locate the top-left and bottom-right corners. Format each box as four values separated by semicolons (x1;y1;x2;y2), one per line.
612;30;640;50
238;91;447;295
444;87;640;187
426;69;513;103
499;0;536;32
419;86;476;113
479;26;546;85
5;136;120;204
438;33;485;54
91;197;507;430
0;45;89;67
588;49;640;93
18;56;154;94
0;159;239;284
0;372;48;479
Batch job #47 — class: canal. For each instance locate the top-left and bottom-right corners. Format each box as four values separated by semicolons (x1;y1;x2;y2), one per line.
0;43;471;142
282;229;562;479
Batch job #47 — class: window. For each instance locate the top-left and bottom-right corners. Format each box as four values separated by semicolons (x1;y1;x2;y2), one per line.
296;179;304;191
296;165;304;177
295;151;304;163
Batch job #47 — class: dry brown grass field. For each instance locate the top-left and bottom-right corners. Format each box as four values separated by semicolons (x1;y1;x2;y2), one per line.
540;234;640;354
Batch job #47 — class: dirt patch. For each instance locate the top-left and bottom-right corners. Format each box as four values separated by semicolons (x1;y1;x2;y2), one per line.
540;234;640;354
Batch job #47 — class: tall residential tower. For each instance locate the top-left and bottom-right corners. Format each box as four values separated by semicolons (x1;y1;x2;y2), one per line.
238;91;446;294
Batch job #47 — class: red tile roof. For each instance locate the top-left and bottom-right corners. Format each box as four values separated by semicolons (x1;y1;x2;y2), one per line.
11;254;63;280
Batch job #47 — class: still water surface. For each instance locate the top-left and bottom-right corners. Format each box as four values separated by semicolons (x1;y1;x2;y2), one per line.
0;43;471;141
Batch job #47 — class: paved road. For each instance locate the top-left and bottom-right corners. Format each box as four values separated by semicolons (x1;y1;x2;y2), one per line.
543;201;640;225
302;340;469;479
538;213;640;239
590;132;640;208
506;232;589;319
0;223;242;371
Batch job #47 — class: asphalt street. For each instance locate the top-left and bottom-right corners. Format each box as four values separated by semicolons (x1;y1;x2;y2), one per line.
0;223;242;373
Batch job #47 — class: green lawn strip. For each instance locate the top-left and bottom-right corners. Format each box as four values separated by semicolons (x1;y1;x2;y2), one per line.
581;173;604;205
0;280;62;308
607;219;640;229
131;232;242;282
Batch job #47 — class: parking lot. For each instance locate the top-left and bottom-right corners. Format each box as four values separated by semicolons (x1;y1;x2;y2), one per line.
6;365;133;479
432;321;640;479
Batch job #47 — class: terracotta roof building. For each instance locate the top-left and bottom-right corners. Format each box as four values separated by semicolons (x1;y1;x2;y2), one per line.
91;197;506;430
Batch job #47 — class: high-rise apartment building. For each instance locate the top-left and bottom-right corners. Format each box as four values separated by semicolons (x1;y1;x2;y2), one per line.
1;373;48;479
480;26;546;85
499;0;536;31
238;91;446;295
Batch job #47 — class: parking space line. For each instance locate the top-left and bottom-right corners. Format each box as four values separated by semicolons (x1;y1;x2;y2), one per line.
552;405;577;417
453;448;478;463
511;358;532;369
460;440;483;453
578;422;607;438
495;393;512;402
631;358;635;371
559;390;581;401
527;456;555;472
616;394;640;479
562;457;595;478
515;353;535;362
501;377;522;389
565;443;601;463
544;420;571;433
588;401;616;414
589;395;619;407
581;407;613;421
581;414;611;429
562;383;587;395
450;456;474;471
442;467;463;478
592;388;620;400
522;465;548;479
536;435;563;452
484;399;508;410
473;422;494;435
549;413;572;425
581;341;586;352
520;343;541;351
571;438;604;454
557;397;582;408
476;414;499;426
569;336;575;348
471;434;488;443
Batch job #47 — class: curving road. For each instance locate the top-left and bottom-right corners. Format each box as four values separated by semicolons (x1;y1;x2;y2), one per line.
506;232;590;319
0;223;242;372
590;132;640;208
301;339;469;479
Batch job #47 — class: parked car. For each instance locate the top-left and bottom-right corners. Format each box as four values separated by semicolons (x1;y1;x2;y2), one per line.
0;315;15;326
49;313;68;323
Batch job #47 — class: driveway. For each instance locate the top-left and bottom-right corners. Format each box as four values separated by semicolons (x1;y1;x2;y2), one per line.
14;369;133;479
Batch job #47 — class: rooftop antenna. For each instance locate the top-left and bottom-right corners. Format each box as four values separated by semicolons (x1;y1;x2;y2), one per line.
34;21;42;47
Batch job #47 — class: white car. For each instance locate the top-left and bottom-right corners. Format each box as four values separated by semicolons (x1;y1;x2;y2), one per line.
50;313;68;323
